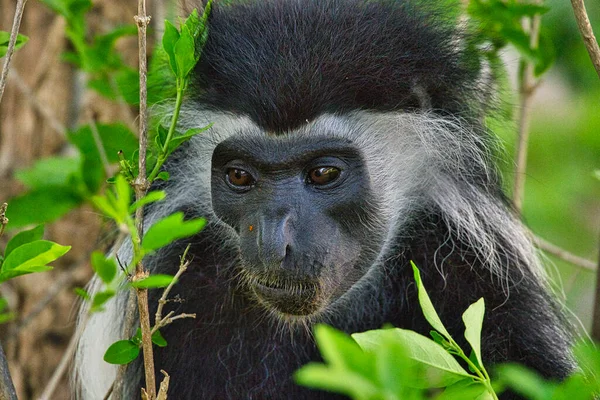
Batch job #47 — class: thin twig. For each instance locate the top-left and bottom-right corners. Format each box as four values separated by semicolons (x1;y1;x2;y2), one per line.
0;0;28;106
154;245;191;324
0;203;8;240
88;114;113;178
533;235;597;271
513;8;543;213
570;0;600;79
132;0;155;397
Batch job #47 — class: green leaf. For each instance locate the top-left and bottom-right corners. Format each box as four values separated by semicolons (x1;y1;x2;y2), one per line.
5;187;83;229
313;325;375;379
162;20;180;75
91;251;117;284
91;195;120;222
0;31;29;58
74;287;91;301
411;261;452;340
4;225;45;257
152;330;168;347
375;334;425;396
156;125;169;149
142;213;206;252
103;339;140;365
1;240;70;272
353;328;471;388
462;298;485;369
15;156;81;189
294;363;380;400
113;174;132;217
495;364;555;400
174;25;198;80
91;289;116;312
437;379;489;400
130;274;177;289
68;123;138;164
0;312;16;325
164;125;211;158
0;265;53;282
156;171;170;181
533;32;555;77
129;191;166;214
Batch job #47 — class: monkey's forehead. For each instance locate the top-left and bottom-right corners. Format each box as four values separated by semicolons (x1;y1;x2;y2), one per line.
190;0;483;133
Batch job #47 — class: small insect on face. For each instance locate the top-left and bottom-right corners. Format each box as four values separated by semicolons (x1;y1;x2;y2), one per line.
210;135;388;316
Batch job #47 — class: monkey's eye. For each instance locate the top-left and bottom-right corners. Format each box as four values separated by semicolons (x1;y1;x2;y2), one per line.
306;167;341;186
226;168;255;188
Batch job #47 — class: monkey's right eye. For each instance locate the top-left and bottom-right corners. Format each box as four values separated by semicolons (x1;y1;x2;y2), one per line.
226;168;255;189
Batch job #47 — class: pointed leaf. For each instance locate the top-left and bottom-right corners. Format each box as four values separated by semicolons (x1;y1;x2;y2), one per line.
2;240;70;272
294;363;379;399
129;190;166;213
162;20;180;75
0;32;28;57
411;261;452;340
0;266;53;283
142;213;206;252
462;297;485;369
91;290;116;312
5;225;45;257
152;330;168;347
130;274;177;289
91;251;117;284
353;328;472;387
313;324;374;379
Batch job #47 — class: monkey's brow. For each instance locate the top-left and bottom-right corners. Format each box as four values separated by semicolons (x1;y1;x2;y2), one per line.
213;137;362;168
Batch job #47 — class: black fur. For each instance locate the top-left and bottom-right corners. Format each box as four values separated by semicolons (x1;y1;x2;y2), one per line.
191;0;483;131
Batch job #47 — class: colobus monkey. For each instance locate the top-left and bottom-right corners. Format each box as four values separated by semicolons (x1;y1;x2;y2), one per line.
74;0;575;399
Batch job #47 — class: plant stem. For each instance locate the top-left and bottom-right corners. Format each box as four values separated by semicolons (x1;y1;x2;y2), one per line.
513;8;542;214
570;0;600;78
132;0;156;397
147;83;185;182
0;203;8;239
0;0;28;106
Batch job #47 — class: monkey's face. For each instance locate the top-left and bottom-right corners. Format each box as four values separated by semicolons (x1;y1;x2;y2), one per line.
211;134;387;317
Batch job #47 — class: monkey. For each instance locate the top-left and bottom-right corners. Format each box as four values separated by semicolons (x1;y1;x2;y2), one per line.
73;0;576;399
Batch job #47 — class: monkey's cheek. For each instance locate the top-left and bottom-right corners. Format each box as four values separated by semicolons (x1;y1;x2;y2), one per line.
252;283;323;316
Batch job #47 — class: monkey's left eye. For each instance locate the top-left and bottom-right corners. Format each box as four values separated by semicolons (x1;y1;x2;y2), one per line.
306;167;341;186
226;168;255;188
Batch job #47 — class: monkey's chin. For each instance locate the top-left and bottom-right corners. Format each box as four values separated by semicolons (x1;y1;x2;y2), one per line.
252;282;322;316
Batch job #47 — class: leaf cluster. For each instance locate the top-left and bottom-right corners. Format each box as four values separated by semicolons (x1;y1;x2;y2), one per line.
467;0;555;76
295;262;496;399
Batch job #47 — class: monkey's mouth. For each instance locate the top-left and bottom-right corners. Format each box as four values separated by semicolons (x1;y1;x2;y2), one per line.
251;279;321;316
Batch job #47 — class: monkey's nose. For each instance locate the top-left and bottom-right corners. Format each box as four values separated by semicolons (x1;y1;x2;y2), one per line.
257;215;293;268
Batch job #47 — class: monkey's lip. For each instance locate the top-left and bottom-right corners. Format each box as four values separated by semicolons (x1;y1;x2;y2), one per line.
252;281;320;315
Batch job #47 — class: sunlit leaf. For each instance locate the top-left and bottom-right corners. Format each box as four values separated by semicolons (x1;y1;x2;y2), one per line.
4;225;45;257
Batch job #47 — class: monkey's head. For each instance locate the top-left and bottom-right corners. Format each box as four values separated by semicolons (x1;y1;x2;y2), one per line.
180;0;488;318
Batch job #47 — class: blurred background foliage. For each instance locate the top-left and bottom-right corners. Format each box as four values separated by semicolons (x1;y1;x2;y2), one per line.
494;0;599;331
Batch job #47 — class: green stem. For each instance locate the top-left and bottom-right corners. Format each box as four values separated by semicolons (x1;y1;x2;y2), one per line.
450;340;498;399
147;79;185;182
